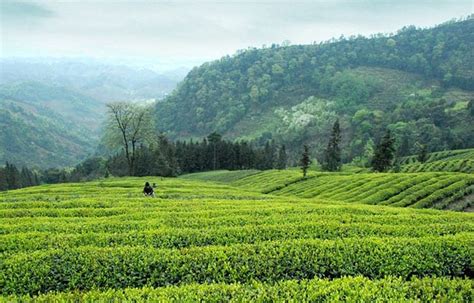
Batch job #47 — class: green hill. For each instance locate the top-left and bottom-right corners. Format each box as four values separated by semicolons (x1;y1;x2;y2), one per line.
1;177;473;300
155;19;474;160
398;148;474;173
0;82;105;168
181;169;474;211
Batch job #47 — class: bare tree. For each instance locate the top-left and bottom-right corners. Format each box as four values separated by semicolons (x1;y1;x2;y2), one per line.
105;102;154;176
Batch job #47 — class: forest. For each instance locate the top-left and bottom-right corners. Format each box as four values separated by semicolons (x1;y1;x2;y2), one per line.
155;18;473;161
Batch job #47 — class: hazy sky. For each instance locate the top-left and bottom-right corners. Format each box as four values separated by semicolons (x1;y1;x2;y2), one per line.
1;0;472;69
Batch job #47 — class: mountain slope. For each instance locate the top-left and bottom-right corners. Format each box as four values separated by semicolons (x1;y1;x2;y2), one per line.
0;58;190;168
0;82;104;168
155;18;474;160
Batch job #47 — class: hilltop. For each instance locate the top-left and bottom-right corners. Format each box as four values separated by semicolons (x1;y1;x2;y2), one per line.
155;18;474;160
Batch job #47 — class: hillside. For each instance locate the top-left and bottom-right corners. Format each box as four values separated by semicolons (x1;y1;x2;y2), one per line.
0;82;104;168
398;148;474;173
1;177;473;300
0;59;187;168
155;18;474;160
182;169;474;211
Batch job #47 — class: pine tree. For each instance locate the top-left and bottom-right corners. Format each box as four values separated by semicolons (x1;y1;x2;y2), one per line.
33;172;40;186
20;167;33;187
322;119;342;171
276;145;288;169
0;167;8;191
417;144;428;163
5;162;20;189
207;132;222;170
263;141;275;169
300;145;311;178
371;130;396;172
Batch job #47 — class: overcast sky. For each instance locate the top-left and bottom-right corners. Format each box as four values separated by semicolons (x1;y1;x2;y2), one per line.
1;0;472;70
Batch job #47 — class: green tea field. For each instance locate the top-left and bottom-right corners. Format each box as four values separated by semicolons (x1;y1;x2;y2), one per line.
398;149;474;173
185;169;474;211
1;173;473;301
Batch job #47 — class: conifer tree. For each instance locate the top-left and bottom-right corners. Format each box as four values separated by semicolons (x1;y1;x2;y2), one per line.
0;167;7;191
322;119;342;171
207;132;222;170
276;145;288;169
371;130;396;172
5;162;20;189
20;167;33;187
262;141;275;169
417;144;428;163
300;145;311;178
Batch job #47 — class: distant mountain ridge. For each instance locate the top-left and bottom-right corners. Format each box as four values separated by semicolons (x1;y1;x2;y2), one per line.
0;59;186;102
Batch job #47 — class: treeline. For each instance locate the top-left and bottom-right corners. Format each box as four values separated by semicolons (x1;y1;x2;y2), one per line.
0;162;41;191
0;133;289;191
109;133;287;177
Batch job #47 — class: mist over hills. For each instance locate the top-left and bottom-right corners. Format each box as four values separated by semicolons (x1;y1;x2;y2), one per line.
0;58;188;102
0;59;188;168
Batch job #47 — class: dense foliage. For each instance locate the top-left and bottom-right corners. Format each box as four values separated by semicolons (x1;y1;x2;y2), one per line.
110;134;288;176
322;120;342;171
0;177;473;300
0;162;40;191
371;130;396;172
155;18;474;161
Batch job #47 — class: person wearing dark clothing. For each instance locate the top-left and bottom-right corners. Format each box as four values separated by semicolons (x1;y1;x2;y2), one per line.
143;182;155;197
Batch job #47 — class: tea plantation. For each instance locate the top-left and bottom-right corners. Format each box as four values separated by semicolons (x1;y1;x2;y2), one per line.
1;174;473;302
186;169;474;211
398;148;474;173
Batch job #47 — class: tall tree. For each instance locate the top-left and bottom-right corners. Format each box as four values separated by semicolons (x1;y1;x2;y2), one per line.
322;119;342;171
276;145;288;169
20;167;34;187
371;130;396;172
0;167;8;191
417;143;429;163
105;102;154;176
207;132;222;170
5;162;20;189
300;145;311;178
262;141;275;170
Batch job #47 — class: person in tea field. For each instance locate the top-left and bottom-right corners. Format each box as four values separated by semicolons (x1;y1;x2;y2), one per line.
143;181;155;197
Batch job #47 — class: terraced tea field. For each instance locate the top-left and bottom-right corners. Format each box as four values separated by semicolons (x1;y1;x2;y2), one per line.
398;148;474;173
1;174;473;301
184;170;474;211
270;172;474;211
